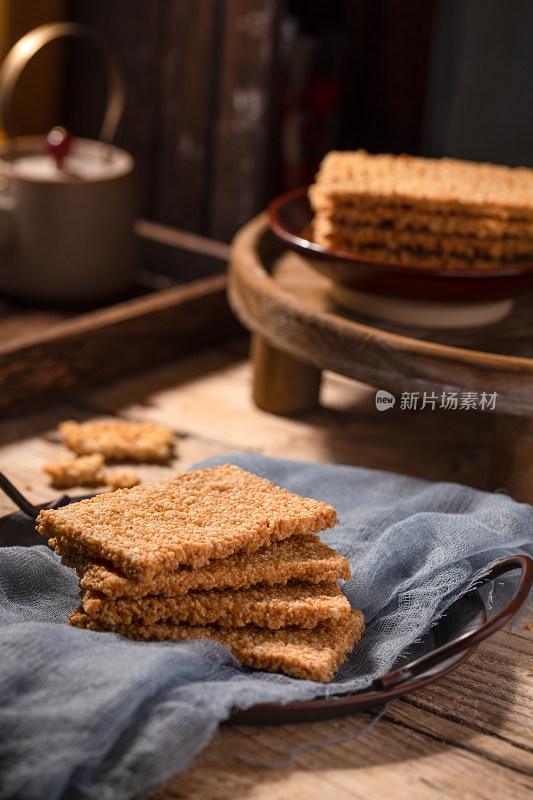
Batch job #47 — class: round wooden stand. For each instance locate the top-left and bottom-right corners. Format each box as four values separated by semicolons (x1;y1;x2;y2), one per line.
228;213;533;502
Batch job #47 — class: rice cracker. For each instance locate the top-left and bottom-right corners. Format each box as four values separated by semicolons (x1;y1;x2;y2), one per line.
51;533;350;598
80;580;353;629
37;464;338;580
69;609;365;682
59;419;174;462
309;150;533;220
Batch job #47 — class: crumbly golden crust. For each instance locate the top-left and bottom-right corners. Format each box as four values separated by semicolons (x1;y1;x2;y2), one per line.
80;580;352;629
69;609;365;682
51;533;350;598
37;464;338;580
59;419;174;462
309;150;533;220
42;454;106;489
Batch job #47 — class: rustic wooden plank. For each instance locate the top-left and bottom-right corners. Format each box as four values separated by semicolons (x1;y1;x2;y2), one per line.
209;0;280;241
66;0;163;217
0;219;230;356
491;414;533;501
0;306;70;343
104;0;164;219
151;0;220;233
0;218;240;419
0;343;491;518
136;220;231;262
67;0;281;236
154;709;533;800
0;273;240;418
388;697;533;776
0;403;84;512
81;356;493;491
0;396;225;515
339;0;436;155
404;628;533;749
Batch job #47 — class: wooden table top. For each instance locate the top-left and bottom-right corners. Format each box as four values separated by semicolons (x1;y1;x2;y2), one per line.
1;338;531;799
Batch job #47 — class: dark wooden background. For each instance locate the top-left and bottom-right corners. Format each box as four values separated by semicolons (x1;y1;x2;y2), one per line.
63;0;435;242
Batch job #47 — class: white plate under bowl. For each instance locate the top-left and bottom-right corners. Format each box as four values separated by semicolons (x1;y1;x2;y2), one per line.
331;284;514;329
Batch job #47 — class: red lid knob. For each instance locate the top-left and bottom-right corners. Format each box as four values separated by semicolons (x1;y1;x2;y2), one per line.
45;126;73;167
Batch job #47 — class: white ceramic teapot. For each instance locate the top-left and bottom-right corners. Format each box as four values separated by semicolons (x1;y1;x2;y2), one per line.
0;22;137;304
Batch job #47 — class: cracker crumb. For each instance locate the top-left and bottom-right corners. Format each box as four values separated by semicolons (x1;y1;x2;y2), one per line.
58;419;174;462
106;468;140;491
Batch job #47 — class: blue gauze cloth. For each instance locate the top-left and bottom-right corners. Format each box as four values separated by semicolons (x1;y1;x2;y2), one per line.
1;452;532;800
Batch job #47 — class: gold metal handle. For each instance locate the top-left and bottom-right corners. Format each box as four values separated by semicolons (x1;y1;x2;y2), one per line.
0;21;126;144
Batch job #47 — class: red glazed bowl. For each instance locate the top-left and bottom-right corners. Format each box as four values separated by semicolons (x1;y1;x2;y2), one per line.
268;186;533;303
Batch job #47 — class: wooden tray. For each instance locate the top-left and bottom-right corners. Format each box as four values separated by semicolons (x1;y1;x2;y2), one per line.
229;212;533;502
229;213;533;416
0;221;242;419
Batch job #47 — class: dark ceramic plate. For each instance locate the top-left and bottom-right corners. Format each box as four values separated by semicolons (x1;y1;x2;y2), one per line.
231;555;532;724
268;186;533;303
1;489;531;726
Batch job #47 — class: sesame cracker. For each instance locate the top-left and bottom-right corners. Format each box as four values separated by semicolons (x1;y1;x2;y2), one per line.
37;464;338;580
69;609;365;682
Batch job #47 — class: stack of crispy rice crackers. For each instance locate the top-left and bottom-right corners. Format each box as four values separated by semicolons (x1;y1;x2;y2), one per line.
37;464;364;682
309;150;533;269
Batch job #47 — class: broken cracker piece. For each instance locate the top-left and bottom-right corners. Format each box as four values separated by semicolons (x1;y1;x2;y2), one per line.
59;419;174;462
69;609;365;682
37;464;338;580
43;454;106;489
106;468;140;491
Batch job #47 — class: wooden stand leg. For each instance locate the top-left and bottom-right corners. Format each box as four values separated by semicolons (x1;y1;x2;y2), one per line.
490;414;533;503
251;334;322;415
